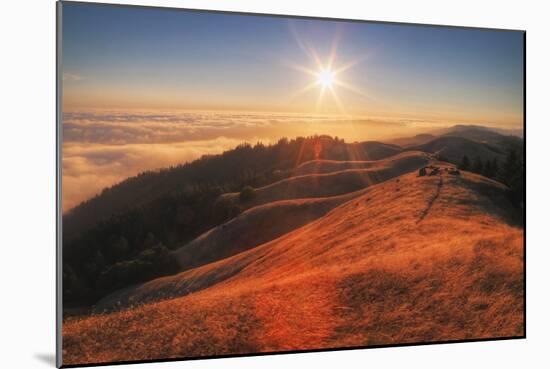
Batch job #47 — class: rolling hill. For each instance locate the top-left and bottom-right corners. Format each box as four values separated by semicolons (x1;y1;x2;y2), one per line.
438;124;524;142
392;125;523;164
221;151;430;209
62;130;523;309
62;137;404;243
171;152;430;273
352;141;403;160
292;151;428;176
63;127;520;246
63;165;524;365
172;194;364;274
411;136;507;163
388;133;436;148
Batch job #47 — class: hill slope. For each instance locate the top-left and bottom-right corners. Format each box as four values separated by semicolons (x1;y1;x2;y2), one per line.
172;191;367;274
411;136;507;163
439;125;524;143
393;126;523;162
352;141;403;160
388;133;436;148
292;151;428;176
222;151;430;209
62;137;410;306
63;137;402;242
169;152;429;274
63;168;524;365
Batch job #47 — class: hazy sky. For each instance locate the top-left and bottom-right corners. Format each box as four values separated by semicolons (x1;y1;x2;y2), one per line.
62;3;524;127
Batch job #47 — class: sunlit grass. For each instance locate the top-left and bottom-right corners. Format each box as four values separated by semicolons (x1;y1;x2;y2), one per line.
63;169;524;365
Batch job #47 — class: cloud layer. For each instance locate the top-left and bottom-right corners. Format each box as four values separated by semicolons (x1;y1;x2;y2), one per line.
62;110;444;211
62;137;245;212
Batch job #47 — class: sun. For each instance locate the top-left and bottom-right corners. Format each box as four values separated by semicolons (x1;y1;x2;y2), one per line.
284;28;370;112
317;68;335;88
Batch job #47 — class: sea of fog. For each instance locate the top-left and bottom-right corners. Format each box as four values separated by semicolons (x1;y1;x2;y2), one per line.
60;109;461;211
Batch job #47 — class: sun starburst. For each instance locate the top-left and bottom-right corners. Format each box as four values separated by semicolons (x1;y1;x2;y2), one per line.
283;29;371;114
317;68;335;88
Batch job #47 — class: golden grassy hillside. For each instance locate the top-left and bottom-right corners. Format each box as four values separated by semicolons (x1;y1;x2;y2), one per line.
159;151;431;276
63;166;523;366
292;151;429;175
171;190;370;274
220;151;430;209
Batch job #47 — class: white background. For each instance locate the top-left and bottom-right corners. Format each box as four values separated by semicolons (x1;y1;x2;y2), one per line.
1;0;548;368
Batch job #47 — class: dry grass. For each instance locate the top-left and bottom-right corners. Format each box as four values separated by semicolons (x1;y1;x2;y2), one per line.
292;151;430;175
63;167;524;366
220;151;430;209
172;189;372;274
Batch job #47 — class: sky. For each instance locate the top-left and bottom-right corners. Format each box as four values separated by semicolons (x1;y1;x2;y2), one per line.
61;2;524;211
62;2;524;124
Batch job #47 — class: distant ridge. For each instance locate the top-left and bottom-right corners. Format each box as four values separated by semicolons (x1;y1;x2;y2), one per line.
410;136;506;163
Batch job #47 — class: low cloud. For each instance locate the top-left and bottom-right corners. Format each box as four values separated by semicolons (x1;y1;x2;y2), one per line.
62;137;250;212
62;110;360;145
61;109;447;211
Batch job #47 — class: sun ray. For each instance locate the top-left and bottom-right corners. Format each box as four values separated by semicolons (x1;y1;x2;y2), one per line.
288;21;316;61
328;86;348;116
281;59;318;77
333;54;370;75
286;26;372;113
327;31;341;70
315;86;327;110
333;80;373;100
289;81;321;100
309;47;324;70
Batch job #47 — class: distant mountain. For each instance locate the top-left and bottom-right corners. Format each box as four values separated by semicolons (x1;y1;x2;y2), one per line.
408;125;523;165
388;133;436;148
411;136;506;164
441;124;523;138
393;125;523;151
355;141;403;160
440;125;523;147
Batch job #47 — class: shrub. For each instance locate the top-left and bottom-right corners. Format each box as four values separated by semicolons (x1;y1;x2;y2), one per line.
239;186;256;203
96;243;178;295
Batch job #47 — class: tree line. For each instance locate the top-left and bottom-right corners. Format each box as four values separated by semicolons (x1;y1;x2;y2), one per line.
458;149;524;207
63;136;524;309
63;135;354;308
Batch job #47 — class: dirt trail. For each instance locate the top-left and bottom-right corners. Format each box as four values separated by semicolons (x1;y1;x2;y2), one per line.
417;174;444;223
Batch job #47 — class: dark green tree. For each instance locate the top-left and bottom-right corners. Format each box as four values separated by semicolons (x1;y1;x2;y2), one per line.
472;156;484;174
482;158;498;179
459;155;471;170
499;150;519;183
491;158;499;179
498;149;524;206
239;186;256;203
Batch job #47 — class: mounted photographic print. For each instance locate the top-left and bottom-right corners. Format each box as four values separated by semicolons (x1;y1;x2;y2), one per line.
57;1;525;367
